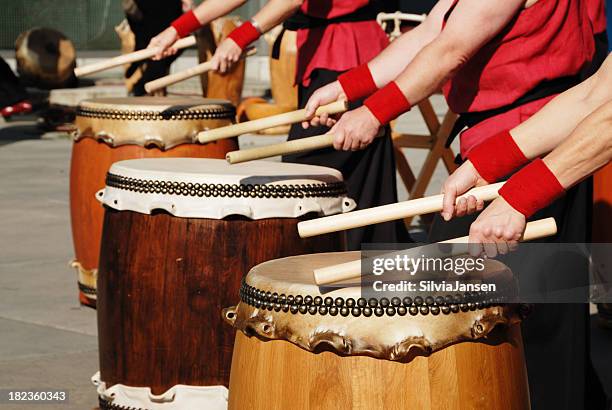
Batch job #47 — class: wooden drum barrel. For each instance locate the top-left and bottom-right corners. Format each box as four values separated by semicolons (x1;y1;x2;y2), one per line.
226;252;531;410
93;158;354;410
197;16;247;106
70;97;237;308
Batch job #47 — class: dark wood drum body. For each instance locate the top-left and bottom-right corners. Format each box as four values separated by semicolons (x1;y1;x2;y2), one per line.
69;97;237;308
94;158;353;409
226;252;531;410
97;210;343;392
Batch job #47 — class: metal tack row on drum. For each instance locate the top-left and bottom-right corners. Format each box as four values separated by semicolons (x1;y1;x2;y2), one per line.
69;97;237;307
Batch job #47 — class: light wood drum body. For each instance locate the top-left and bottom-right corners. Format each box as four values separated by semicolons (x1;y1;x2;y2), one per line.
70;97;237;308
236;27;298;135
197;16;246;106
226;252;531;410
94;158;354;410
268;28;297;110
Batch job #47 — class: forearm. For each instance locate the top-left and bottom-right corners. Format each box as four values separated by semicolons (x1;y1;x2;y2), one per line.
192;0;247;26
544;100;612;189
493;100;612;220
512;55;612;159
392;35;465;106
368;0;452;88
389;0;524;109
251;0;303;33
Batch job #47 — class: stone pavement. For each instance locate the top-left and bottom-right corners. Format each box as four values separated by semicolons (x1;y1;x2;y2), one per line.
0;131;98;410
0;100;609;410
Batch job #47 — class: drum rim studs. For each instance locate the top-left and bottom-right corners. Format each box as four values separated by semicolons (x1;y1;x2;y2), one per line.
239;283;499;318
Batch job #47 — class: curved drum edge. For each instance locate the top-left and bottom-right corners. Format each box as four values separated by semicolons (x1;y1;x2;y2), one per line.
92;372;228;410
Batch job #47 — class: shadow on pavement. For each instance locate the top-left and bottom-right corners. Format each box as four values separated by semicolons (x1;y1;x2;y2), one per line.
0;117;43;146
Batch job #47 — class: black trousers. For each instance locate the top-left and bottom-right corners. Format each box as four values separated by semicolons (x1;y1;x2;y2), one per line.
284;69;410;250
429;177;607;410
124;0;183;96
0;56;27;108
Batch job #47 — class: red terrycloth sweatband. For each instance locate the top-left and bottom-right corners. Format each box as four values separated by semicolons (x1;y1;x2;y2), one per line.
171;10;201;38
338;64;378;102
467;130;528;183
499;159;565;218
363;82;411;125
227;21;260;50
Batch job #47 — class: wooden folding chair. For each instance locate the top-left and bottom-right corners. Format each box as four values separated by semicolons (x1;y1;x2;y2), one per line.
391;98;458;226
378;12;459;227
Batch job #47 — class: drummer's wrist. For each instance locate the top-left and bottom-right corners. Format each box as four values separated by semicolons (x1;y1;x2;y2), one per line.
227;21;261;50
467;130;529;183
171;10;202;38
498;158;565;218
338;64;378;103
168;26;180;40
363;81;411;126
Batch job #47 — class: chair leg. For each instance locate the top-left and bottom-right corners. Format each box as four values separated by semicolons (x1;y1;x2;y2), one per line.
404;111;458;226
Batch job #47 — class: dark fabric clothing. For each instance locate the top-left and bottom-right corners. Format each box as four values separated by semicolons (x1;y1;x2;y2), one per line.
123;0;183;96
593;31;610;73
429;177;608;410
283;69;409;250
397;0;437;14
0;57;28;108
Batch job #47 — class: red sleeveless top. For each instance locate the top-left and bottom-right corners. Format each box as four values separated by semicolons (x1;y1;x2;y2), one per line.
295;1;388;86
585;0;607;35
442;0;595;156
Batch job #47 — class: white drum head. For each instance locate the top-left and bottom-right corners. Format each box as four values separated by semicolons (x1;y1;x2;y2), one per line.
97;158;356;219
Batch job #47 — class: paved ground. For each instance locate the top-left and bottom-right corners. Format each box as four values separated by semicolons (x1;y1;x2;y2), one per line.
0;132;98;410
0;96;610;410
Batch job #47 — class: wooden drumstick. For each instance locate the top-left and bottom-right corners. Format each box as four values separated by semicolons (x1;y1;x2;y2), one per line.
226;127;386;164
197;100;348;143
74;36;197;78
144;48;257;94
226;134;334;163
313;217;558;285
298;183;504;238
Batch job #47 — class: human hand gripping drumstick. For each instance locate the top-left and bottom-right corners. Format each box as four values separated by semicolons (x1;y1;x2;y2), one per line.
313;217;557;286
225;127;386;164
297;182;505;238
74;36;197;78
197;100;348;143
144;47;257;94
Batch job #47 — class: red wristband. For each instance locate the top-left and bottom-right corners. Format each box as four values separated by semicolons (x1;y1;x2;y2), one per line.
363;82;411;125
499;159;565;218
467;130;529;183
227;21;260;50
338;64;378;102
171;10;201;38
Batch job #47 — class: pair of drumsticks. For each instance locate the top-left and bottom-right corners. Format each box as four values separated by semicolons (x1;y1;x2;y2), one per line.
194;103;558;285
75;40;558;284
74;35;255;94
